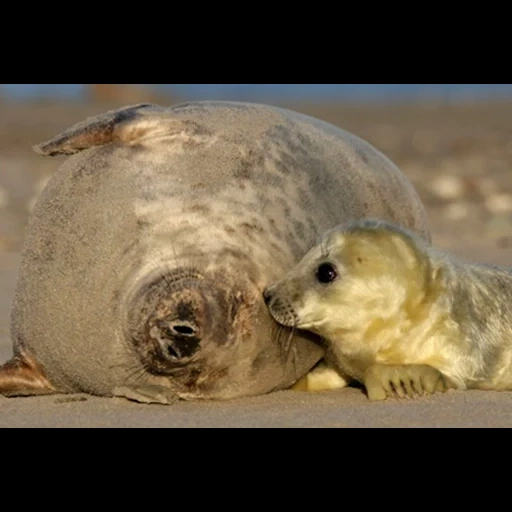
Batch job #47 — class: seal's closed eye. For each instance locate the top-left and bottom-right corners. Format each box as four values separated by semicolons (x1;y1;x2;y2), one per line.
316;263;338;284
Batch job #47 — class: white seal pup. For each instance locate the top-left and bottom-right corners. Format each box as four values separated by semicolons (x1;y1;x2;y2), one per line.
265;219;512;400
0;102;430;403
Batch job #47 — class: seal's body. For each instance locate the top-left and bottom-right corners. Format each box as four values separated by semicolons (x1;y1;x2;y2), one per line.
265;219;512;400
0;102;430;403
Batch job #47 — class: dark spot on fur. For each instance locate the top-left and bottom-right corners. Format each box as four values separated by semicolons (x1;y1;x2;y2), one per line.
239;222;264;236
122;237;139;256
251;351;269;373
266;174;286;188
234;163;252;180
187;204;211;214
137;219;151;229
356;147;369;164
224;226;236;235
141;186;159;202
270;241;283;255
298;188;312;210
111;289;120;304
268;219;281;238
177;301;195;320
293;220;306;241
255;192;272;210
31;238;56;263
274;159;292;176
69;146;112;180
286;233;306;258
234;149;266;180
179;120;212;137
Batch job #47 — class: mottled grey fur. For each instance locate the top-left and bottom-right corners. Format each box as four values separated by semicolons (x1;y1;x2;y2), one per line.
436;252;512;388
7;101;430;401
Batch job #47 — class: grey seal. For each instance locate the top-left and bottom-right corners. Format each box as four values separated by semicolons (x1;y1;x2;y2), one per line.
0;102;430;404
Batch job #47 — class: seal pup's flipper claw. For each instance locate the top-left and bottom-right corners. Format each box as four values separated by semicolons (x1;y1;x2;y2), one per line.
112;385;179;405
0;353;56;397
364;363;450;401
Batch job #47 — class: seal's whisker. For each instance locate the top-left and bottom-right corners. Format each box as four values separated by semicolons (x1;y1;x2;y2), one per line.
283;323;295;361
170;238;180;269
290;324;299;381
121;362;150;385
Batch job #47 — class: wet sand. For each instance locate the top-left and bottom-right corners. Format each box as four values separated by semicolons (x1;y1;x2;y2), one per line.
2;98;512;427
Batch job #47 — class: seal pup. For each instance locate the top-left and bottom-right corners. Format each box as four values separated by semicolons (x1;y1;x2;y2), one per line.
0;102;430;404
265;218;512;400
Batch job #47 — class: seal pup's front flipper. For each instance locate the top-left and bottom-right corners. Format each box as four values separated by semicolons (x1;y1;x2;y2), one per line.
363;363;453;401
32;103;195;156
0;352;56;397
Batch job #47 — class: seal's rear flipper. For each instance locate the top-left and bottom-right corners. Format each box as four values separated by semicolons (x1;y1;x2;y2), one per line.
0;354;56;397
32;103;202;157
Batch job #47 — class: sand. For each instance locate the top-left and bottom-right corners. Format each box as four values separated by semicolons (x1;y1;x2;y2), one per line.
2;97;512;428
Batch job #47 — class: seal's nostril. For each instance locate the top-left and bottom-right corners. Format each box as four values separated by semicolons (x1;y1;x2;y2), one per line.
168;345;180;358
263;289;273;305
172;324;195;336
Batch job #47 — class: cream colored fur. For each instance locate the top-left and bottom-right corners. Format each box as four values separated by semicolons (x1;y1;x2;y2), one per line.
267;219;512;393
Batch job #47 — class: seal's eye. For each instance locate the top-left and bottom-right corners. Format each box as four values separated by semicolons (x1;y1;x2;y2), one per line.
316;263;338;284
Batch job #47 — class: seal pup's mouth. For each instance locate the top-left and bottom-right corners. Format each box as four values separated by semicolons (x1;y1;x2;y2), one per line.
263;287;300;328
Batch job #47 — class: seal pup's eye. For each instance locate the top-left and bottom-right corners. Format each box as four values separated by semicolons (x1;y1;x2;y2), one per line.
316;263;338;284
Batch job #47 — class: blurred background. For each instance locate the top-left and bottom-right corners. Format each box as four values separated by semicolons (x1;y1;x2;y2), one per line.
1;83;512;258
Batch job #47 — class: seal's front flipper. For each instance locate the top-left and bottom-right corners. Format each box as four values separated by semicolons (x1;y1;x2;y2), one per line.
0;353;56;397
112;385;179;405
363;363;451;401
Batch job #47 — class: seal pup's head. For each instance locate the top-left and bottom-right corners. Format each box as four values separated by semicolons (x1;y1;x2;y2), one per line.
264;219;445;344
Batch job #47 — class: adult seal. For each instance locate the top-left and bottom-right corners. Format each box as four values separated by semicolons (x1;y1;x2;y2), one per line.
265;219;512;400
0;102;430;404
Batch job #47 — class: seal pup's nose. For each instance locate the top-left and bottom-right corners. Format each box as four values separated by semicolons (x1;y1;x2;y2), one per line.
263;288;274;306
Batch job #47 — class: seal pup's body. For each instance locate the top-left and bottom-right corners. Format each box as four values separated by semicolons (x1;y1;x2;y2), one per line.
265;219;512;400
0;102;430;403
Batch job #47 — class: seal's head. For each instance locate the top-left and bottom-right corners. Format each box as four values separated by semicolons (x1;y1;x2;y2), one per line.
125;258;321;400
264;219;444;341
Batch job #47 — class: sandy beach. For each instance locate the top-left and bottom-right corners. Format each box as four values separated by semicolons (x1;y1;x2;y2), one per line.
2;96;512;427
